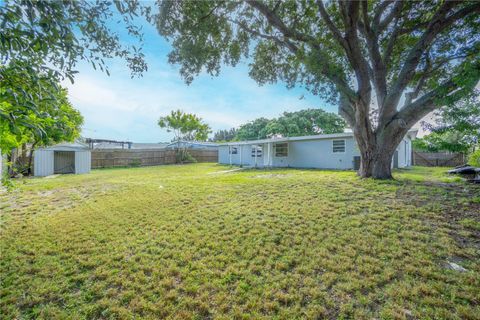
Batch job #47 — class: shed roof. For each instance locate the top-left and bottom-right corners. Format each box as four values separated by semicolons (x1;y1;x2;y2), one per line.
38;142;90;152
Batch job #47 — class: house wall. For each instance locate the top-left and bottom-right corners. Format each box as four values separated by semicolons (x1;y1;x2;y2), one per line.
395;137;412;168
218;145;264;167
218;135;413;170
287;137;359;169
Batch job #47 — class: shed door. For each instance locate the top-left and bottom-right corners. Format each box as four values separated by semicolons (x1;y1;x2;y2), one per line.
54;151;75;174
393;151;399;169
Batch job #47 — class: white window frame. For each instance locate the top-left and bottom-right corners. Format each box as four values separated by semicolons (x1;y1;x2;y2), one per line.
251;145;262;157
332;139;346;153
274;142;288;157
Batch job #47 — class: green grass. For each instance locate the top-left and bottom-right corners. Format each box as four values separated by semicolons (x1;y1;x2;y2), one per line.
1;164;479;319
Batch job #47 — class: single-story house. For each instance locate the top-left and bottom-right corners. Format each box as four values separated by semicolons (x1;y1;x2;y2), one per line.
218;131;417;170
34;142;91;176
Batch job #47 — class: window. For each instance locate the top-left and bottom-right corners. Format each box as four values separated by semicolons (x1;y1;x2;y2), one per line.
251;145;262;157
332;140;345;153
274;142;288;157
229;146;238;154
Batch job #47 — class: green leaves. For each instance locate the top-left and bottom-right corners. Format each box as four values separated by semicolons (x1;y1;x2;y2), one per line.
0;63;84;153
233;109;346;141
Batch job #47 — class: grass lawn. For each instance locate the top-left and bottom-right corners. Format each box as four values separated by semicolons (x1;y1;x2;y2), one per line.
1;164;479;319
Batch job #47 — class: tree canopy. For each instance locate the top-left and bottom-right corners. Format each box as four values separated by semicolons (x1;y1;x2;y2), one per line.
0;65;83;154
266;108;346;137
232;108;346;141
413;94;480;153
211;128;238;142
1;1;149;144
156;0;480;178
236;117;271;141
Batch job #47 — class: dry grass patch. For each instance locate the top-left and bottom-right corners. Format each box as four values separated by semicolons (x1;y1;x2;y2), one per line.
1;164;479;319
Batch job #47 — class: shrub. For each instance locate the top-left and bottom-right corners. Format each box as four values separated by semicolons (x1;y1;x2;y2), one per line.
468;149;480;167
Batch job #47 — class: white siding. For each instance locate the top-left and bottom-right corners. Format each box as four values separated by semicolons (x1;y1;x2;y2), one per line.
75;151;91;174
218;134;413;170
34;150;54;176
395;137;412;168
288;137;359;169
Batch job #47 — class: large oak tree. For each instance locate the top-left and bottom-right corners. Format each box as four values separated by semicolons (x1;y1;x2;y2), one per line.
156;0;480;178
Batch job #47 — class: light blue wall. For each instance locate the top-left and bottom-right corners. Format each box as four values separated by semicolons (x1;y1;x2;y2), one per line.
287;138;358;169
218;145;264;167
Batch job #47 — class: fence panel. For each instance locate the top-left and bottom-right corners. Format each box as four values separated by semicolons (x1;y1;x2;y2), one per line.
91;149;218;169
413;152;465;167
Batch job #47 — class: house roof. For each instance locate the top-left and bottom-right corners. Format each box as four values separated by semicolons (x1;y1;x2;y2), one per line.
93;142;169;150
220;130;418;146
166;141;219;148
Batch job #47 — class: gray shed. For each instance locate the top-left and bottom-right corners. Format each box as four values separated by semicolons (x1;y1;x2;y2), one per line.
34;143;91;177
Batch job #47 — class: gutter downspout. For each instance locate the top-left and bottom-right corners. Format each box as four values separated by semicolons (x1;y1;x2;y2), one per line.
240;145;243;167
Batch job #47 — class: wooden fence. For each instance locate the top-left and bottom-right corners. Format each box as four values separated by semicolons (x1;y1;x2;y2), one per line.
91;149;218;169
413;151;465;167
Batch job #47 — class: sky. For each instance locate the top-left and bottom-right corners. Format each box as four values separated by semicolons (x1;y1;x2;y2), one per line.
64;14;333;143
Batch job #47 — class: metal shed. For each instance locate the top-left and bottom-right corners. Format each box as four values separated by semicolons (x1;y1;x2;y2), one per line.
34;143;91;177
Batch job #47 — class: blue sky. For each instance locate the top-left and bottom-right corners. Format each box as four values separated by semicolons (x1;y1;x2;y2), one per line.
63;13;335;143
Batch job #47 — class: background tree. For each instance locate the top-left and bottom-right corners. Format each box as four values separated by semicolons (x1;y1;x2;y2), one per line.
158;110;211;162
413;94;480;154
236;117;271;141
266;109;345;137
156;0;480;179
413;131;472;154
211;128;238;142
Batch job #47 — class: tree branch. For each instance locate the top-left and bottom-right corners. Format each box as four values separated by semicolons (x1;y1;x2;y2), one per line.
360;0;387;108
396;73;479;129
376;0;403;33
372;1;393;30
384;1;479;112
245;0;357;102
316;0;348;50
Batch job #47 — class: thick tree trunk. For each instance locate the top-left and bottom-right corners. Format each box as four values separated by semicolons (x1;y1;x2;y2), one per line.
27;141;38;176
358;146;395;179
356;129;400;179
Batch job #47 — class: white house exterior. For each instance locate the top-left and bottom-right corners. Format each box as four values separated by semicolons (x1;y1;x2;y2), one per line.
218;131;416;170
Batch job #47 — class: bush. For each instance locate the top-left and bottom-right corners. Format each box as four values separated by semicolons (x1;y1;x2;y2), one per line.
468;149;480;167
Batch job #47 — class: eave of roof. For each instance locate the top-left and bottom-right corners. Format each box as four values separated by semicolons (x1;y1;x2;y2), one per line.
219;133;355;146
219;130;417;146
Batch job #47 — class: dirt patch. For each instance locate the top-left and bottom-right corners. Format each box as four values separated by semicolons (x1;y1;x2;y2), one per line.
252;174;293;179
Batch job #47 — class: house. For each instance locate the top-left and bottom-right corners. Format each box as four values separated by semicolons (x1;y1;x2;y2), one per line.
218;131;416;170
34;143;91;176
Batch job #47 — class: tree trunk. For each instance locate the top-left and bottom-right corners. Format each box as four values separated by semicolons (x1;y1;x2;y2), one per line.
27;141;38;176
357;132;399;179
358;146;395;179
